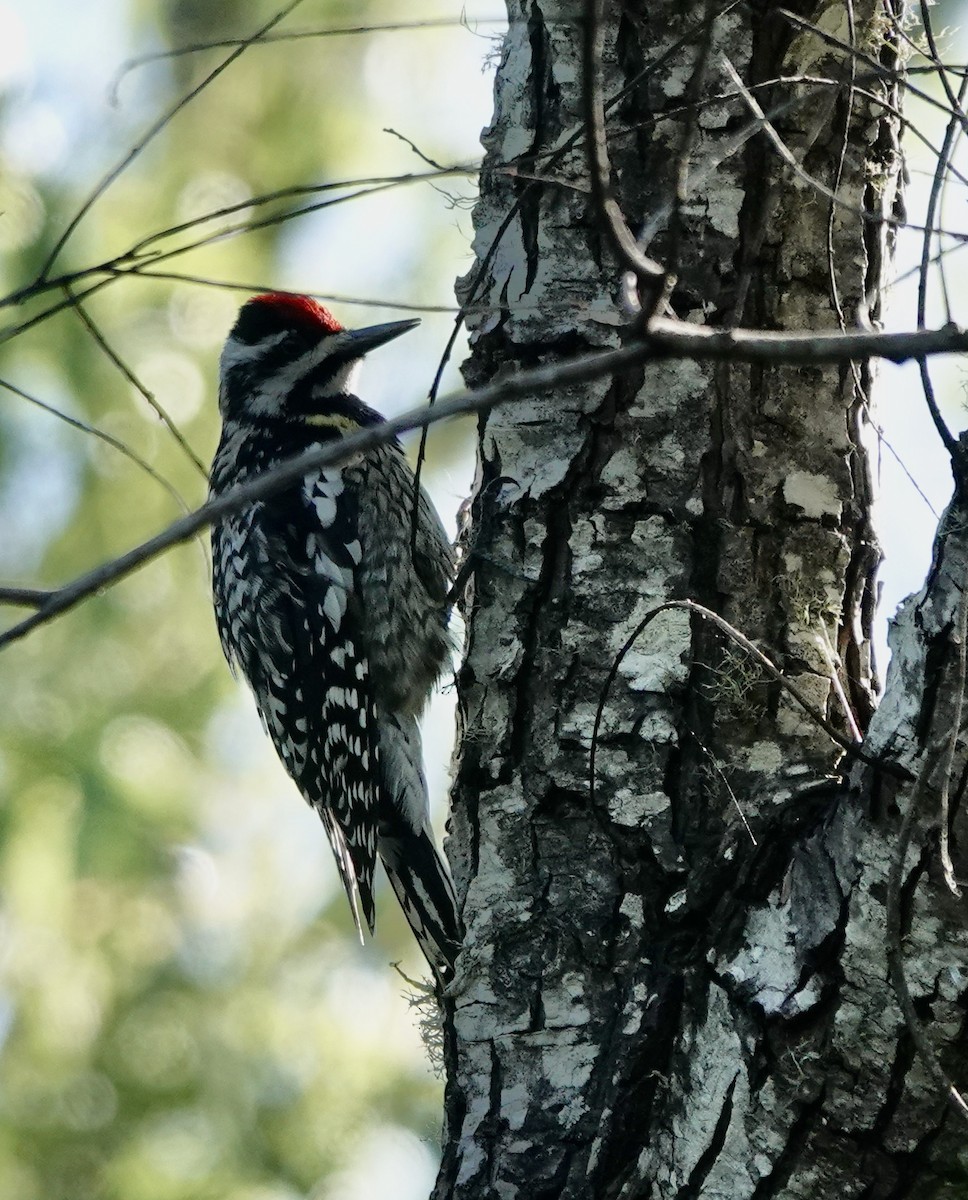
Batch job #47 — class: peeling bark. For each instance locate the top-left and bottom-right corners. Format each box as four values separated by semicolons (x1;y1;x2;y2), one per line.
438;3;967;1197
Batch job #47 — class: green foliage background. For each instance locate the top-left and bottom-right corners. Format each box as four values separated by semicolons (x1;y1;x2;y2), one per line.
0;3;489;1197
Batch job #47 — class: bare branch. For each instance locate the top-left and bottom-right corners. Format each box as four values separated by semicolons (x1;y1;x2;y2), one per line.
0;588;51;608
7;313;967;651
110;17;508;100
643;316;968;364
5;339;665;651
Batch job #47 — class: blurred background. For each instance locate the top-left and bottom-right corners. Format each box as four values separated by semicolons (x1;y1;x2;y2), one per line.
0;2;965;1198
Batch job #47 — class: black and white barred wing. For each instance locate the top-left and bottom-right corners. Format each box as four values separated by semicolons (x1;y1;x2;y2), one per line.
212;474;381;938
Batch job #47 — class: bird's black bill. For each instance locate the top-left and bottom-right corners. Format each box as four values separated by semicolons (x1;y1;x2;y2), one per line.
344;318;420;357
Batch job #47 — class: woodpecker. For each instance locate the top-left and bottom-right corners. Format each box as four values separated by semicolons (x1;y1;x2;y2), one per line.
209;292;462;983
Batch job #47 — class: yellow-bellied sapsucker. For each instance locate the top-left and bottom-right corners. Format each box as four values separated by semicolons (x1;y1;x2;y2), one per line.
209;292;462;983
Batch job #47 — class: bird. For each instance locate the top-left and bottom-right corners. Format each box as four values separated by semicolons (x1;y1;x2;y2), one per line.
209;292;462;984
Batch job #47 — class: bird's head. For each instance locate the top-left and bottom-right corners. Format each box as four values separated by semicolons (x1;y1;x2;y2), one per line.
218;292;419;423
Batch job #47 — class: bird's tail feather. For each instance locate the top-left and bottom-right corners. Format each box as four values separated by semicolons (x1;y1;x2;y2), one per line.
377;710;462;982
319;808;377;940
380;820;463;984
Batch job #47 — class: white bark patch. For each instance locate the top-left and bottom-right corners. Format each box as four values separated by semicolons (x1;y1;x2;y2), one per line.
863;593;928;761
645;431;686;471
661;62;694;98
500;1082;532;1131
736;740;785;775
607;787;670;828
557;700;600;745
546;24;579;88
598;446;644;504
705;186;744;238
453;1043;495;1186
568;516;605;578
464;813;530;931
487;17;537;164
783;470;842;519
530;1029;597;1112
542;974;591;1028
484;382;611;499
611;600;690;691
621;988;648;1036
720;895;817;1017
470;213;531;324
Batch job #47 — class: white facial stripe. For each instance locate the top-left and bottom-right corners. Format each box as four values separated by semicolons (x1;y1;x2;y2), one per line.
322;361;362;398
220;326;368;418
219;331;287;372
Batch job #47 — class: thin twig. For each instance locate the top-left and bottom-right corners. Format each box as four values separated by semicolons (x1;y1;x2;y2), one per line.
582;0;667;311
383;128;447;171
68;289;208;479
915;32;968;462
816;622;863;744
721;58;860;227
409;196;524;558
777;7;968;134
938;583;967;897
687;728;758;845
124;168;475;261
4;175;468;337
110;17;509;99
917;1;962;117
589;600;904;804
39;2;304;280
0;376;194;515
4;173;460;310
125;271;459;312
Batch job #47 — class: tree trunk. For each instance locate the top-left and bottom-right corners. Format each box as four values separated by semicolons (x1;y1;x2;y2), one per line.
437;2;968;1197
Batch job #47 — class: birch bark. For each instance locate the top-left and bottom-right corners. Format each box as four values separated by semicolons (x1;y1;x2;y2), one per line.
438;3;967;1196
